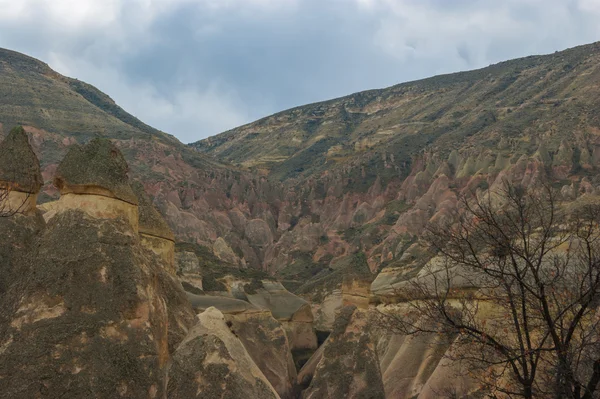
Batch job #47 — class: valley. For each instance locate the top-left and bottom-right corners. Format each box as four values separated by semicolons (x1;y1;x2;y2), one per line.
1;41;600;398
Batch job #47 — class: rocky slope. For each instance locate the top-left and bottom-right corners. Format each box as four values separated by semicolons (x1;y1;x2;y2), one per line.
192;41;600;295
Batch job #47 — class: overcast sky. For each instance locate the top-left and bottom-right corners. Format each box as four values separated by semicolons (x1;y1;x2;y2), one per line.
0;0;599;143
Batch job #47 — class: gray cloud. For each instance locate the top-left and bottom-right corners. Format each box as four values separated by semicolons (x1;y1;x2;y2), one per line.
0;0;599;142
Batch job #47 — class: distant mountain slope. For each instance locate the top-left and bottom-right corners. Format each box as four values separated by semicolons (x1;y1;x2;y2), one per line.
189;41;600;303
193;41;600;183
0;49;178;144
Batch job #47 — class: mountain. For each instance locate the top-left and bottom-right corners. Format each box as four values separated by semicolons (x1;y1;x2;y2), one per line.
0;48;284;271
194;41;600;184
6;42;600;292
191;41;600;299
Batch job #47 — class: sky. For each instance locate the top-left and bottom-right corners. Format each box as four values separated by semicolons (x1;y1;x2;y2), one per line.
0;0;600;143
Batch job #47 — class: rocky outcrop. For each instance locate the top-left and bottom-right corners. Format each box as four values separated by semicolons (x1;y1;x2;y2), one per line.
187;292;259;314
225;309;298;399
167;307;280;399
50;138;139;229
0;139;195;398
0;212;44;301
312;289;343;332
184;280;299;398
375;305;480;399
0;209;195;398
175;251;204;293
246;281;318;352
303;306;385;399
296;341;326;391
0;127;45;298
0;126;43;214
213;237;241;265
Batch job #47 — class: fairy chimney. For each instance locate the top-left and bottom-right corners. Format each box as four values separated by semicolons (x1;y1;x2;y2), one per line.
0;126;43;214
53;138;139;229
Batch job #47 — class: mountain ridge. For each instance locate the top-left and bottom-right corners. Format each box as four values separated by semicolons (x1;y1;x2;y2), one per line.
192;40;600;183
198;40;600;144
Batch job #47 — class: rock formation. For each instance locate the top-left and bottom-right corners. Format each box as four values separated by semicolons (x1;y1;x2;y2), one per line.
0;127;45;304
0;126;43;214
0;139;195;398
246;280;318;353
302;306;385;399
167;307;280;399
225;309;298;399
51;138;139;229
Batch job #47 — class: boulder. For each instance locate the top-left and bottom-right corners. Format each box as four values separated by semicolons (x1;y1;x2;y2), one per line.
167;307;280;399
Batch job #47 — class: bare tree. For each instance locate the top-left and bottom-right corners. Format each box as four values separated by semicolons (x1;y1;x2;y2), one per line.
377;182;600;398
0;182;33;217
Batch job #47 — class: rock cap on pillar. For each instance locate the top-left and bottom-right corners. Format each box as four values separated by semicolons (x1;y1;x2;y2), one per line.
53;138;139;229
0;126;43;214
0;126;43;194
53;138;138;205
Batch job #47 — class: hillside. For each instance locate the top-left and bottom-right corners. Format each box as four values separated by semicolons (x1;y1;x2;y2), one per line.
4;41;600;398
190;41;600;297
194;42;600;185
